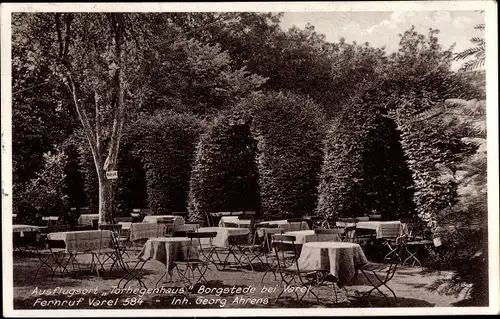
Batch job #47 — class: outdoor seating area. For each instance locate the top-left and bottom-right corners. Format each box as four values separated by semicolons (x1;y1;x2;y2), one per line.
12;211;460;309
8;8;492;313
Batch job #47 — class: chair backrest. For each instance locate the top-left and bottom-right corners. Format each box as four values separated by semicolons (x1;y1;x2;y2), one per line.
368;214;382;220
314;228;344;235
224;222;239;228
287;218;303;223
357;216;370;222
232;211;244;216
271;234;300;273
384;236;407;278
271;234;297;252
344;226;357;242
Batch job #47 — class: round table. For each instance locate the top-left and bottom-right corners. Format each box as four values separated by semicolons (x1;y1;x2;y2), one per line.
197;227;250;248
283;230;341;244
138;237;199;286
138;237;198;272
13;224;40;233
297;241;368;287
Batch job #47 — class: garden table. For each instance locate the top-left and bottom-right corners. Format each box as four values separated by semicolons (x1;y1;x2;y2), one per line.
356;221;402;239
258;219;310;231
77;214;99;226
218;216;251;228
283;230;341;245
128;222;166;241
13;224;40;252
40;230;116;278
13;224;40;233
297;241;368;288
142;215;185;226
137;236;198;286
197;227;250;248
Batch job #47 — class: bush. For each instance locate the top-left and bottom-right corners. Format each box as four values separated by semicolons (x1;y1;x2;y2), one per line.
18;149;69;222
250;92;325;219
114;127;149;216
139;111;203;215
61;136;87;209
188;110;260;223
316;102;377;220
316;97;415;221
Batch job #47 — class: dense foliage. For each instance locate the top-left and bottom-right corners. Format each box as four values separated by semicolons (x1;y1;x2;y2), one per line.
14;149;69;222
11;12;489;305
188;110;260;223
316;101;414;221
248;92;325;219
139;111;203;215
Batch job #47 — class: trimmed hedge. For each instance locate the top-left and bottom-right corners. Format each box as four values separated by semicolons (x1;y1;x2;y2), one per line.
249;92;325;219
188;110;260;223
316;100;415;221
114;133;148;216
361;115;415;220
139;111;203;215
316;105;377;220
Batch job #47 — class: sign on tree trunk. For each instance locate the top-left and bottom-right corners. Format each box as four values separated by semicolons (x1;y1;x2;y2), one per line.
106;170;118;180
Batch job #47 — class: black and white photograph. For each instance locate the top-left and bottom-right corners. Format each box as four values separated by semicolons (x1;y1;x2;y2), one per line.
2;1;498;316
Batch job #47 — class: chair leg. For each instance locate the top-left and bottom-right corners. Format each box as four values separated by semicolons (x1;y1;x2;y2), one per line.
360;269;396;306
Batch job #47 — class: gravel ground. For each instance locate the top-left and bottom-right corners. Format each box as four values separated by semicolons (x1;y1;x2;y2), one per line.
11;249;466;310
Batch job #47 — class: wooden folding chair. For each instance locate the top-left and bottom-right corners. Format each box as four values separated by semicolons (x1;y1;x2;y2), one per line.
356;236;405;306
272;234;324;305
173;232;213;286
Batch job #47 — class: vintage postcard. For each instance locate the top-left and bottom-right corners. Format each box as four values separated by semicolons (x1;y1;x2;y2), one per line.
2;1;498;317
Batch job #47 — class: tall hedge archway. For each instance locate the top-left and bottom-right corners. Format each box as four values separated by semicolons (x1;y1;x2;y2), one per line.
188;92;325;223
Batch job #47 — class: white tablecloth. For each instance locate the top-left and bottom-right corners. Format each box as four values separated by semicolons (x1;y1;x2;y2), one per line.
142;215;185;226
298;242;368;287
197;227;250;248
129;223;166;241
77;214;99;226
138;237;198;272
259;220;310;231
13;224;40;233
218;216;251;227
283;230;341;245
356;221;402;239
47;230;112;253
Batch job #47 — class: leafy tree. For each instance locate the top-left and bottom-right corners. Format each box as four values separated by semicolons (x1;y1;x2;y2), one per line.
454;24;485;71
140;38;267;117
15;149;69;223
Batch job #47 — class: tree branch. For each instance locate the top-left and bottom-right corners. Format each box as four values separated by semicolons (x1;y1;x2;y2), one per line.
94;89;101;156
67;74;102;176
63;13;72;62
104;14;126;171
55;13;63;59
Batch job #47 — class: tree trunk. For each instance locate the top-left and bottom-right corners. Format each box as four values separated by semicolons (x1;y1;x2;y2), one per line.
98;172;113;224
